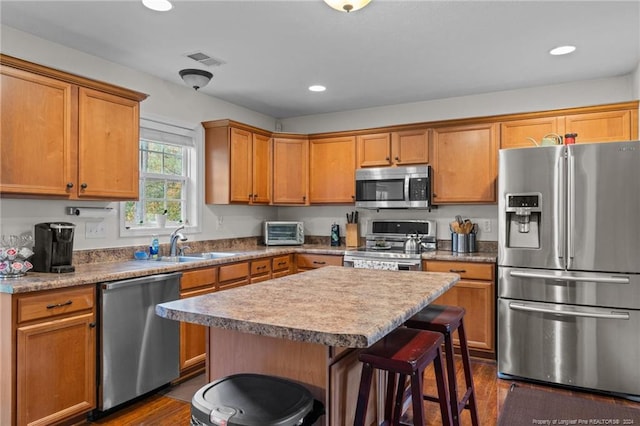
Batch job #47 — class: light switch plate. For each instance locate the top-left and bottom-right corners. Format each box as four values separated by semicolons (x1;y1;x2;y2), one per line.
86;221;106;238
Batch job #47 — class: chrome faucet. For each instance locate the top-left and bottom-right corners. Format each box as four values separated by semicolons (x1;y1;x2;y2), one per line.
169;225;188;257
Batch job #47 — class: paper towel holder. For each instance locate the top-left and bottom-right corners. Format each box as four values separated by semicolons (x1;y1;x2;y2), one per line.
66;206;114;217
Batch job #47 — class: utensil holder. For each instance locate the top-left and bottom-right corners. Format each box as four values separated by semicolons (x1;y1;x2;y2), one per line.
346;223;360;248
451;233;477;253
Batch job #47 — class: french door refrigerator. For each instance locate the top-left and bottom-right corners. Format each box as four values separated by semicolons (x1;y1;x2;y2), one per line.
497;141;640;401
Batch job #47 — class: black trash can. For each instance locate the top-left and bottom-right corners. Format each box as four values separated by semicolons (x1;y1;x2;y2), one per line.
190;373;324;426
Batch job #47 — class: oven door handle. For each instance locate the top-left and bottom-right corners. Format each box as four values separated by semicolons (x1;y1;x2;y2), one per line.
509;270;630;284
508;302;630;320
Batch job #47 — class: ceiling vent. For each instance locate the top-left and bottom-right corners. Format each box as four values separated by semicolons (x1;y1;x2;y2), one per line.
185;51;225;67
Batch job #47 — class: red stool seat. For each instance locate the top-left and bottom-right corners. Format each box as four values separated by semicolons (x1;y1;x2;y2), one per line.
406;305;480;426
354;327;452;426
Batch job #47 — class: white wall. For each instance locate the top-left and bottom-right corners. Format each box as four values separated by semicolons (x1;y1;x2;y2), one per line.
634;60;640;131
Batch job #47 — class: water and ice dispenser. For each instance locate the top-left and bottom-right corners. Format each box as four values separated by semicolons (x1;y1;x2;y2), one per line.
505;193;541;248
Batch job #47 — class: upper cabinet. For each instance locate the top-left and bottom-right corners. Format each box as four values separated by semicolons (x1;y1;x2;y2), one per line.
309;136;356;203
500;102;638;148
0;54;147;200
431;122;498;204
273;136;309;205
356;129;429;168
203;120;272;205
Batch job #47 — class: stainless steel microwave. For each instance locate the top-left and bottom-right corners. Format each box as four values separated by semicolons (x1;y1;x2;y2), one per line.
263;221;304;246
355;165;431;209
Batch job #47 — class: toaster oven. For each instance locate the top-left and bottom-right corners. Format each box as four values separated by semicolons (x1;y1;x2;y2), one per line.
263;221;304;246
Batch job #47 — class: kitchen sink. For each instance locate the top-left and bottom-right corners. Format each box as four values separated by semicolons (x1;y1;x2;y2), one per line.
155;256;206;263
191;252;239;259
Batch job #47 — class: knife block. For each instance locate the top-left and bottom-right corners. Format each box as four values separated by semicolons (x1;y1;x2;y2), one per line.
346;223;360;248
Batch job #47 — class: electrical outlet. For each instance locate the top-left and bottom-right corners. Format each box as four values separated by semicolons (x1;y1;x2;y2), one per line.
482;219;491;233
86;221;106;238
216;216;223;230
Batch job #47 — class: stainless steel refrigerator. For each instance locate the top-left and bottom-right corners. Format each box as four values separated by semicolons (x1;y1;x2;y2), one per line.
497;141;640;401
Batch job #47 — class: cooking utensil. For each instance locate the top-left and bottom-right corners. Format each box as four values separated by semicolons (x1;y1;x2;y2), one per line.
404;232;422;254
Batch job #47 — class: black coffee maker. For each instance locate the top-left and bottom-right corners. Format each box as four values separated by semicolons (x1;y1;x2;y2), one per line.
32;222;76;273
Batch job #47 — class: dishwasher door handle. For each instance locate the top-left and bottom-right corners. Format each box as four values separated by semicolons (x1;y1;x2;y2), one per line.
102;272;183;291
509;302;630;320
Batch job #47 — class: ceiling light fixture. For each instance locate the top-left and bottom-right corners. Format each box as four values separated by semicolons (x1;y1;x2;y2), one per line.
323;0;371;13
309;85;326;92
179;69;213;91
549;45;576;56
142;0;173;12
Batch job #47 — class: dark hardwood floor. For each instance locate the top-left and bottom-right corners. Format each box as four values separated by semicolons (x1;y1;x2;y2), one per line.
82;358;639;426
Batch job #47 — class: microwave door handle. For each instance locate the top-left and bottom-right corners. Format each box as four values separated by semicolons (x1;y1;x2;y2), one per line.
404;176;410;202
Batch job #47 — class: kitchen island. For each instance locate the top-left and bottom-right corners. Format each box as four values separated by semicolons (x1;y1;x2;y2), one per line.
156;266;459;425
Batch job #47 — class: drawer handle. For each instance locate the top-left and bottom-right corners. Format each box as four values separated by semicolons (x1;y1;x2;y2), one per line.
449;269;466;273
46;300;73;309
313;261;327;265
277;262;287;266
257;266;267;270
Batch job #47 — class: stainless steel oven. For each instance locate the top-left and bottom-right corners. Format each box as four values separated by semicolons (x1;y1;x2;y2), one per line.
343;219;435;271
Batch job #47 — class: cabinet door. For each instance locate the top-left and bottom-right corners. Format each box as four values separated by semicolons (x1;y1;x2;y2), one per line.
295;254;343;272
251;133;272;204
357;133;392;168
563;110;633;143
500;117;559;149
391;129;429;165
309;136;356;203
229;128;252;203
273;138;308;205
432;279;495;352
17;313;96;426
78;87;139;199
180;287;214;374
0;66;75;196
431;123;498;203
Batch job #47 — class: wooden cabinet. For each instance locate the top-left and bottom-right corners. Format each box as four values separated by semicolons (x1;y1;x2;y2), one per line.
272;136;309;205
356;129;429;168
295;253;344;272
203;120;272;205
564;110;636;143
15;285;96;426
423;260;495;357
179;267;217;379
272;254;292;278
500;117;560;149
250;258;272;283
0;54;147;200
431;123;499;204
218;261;250;290
309;136;356;203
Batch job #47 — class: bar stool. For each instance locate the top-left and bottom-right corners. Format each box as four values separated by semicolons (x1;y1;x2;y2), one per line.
405;305;479;426
353;327;452;426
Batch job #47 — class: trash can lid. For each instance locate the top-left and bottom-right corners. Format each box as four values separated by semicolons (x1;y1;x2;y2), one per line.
191;374;314;426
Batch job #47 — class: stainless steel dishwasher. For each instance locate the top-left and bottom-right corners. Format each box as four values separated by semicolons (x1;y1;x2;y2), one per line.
98;272;181;412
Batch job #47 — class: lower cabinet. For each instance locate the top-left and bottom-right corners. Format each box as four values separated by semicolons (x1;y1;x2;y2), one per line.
250;258;272;283
423;260;495;357
15;285;96;426
295;253;344;272
179;267;217;379
218;262;250;290
272;254;292;278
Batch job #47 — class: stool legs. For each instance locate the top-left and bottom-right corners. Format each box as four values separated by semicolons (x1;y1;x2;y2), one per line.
457;319;479;426
433;345;453;426
354;363;374;425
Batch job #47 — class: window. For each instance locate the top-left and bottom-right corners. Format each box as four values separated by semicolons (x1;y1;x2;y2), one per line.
121;117;200;235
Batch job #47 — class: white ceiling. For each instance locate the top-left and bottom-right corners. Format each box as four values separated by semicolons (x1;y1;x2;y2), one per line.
1;1;639;119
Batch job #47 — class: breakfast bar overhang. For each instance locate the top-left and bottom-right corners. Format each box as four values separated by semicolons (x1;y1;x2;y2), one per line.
156;266;460;425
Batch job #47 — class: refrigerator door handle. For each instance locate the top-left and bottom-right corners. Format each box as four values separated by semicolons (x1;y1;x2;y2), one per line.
509;270;630;284
555;153;565;260
509;302;630;320
567;151;576;268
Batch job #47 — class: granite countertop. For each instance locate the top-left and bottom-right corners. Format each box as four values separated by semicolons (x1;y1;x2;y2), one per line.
156;265;460;348
0;245;495;294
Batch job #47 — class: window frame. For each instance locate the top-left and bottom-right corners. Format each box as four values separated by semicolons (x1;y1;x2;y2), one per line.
119;115;202;238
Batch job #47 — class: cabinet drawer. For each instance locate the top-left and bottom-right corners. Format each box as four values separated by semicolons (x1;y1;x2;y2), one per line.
251;258;271;275
272;255;291;272
296;254;343;269
181;267;217;291
219;262;249;282
423;260;494;281
18;285;95;324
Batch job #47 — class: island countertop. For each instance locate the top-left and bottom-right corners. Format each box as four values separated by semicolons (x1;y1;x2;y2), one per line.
156;265;459;348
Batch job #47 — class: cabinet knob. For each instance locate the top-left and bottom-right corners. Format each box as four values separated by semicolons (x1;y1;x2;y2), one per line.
395;156;399;161
66;182;74;189
302;196;306;201
386;157;390;161
89;322;96;328
80;183;88;189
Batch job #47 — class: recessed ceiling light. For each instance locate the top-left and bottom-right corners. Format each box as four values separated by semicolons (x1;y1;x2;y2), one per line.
549;45;576;56
142;0;173;12
309;85;326;92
